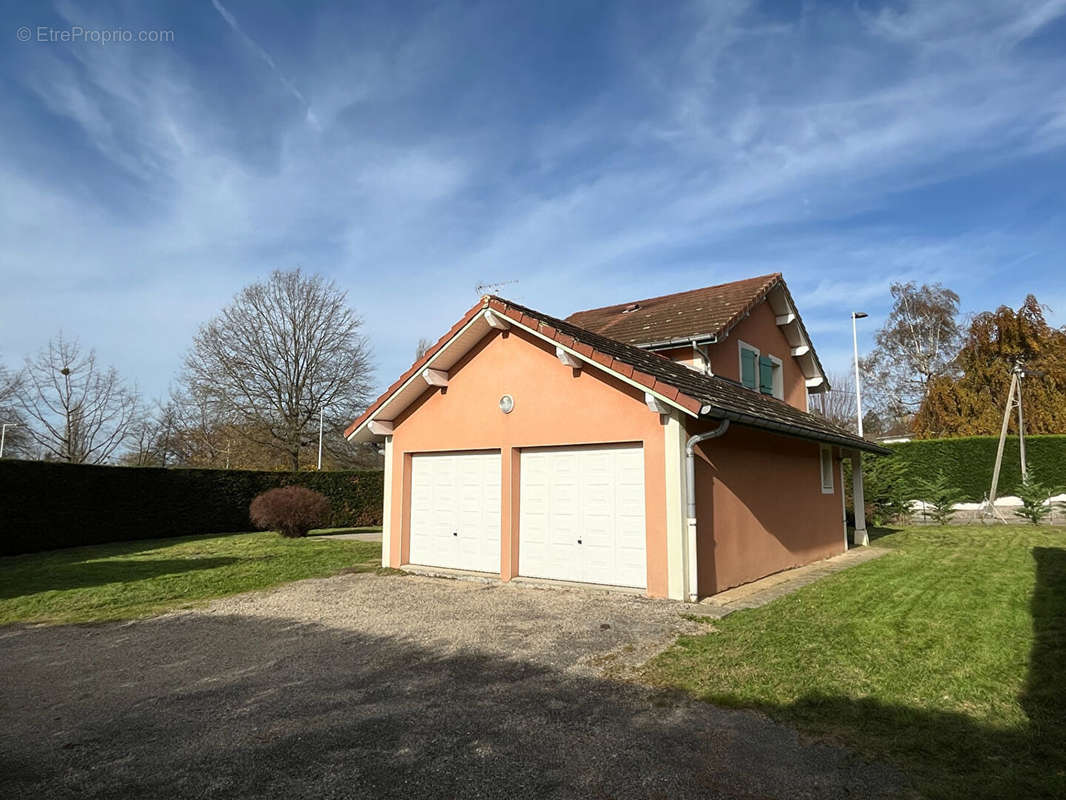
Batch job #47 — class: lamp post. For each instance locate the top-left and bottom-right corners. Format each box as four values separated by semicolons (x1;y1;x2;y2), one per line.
317;406;324;470
0;423;17;459
851;312;868;437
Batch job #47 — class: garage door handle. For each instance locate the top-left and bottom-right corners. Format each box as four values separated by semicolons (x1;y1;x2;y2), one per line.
577;539;582;545
452;531;458;536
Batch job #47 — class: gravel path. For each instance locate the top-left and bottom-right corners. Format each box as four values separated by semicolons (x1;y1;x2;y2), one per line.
198;572;709;676
0;572;910;799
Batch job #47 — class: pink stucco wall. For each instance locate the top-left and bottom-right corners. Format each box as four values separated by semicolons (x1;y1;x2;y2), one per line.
386;327;672;597
690;421;846;596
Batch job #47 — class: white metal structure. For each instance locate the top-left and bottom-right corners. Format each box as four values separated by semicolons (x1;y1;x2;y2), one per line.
408;451;502;573
851;311;868;437
519;444;647;588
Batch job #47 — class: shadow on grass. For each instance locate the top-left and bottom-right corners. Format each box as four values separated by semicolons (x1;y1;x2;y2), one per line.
0;557;241;598
693;544;1066;799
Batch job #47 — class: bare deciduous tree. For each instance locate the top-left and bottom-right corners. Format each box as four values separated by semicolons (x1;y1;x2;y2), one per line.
807;371;858;432
414;337;432;361
0;363;30;458
16;334;140;463
862;282;962;418
181;269;374;471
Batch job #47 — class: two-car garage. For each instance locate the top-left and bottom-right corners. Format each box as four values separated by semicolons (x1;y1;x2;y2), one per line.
406;444;647;589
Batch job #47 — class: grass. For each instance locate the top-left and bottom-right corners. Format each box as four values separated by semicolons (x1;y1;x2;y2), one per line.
0;532;383;625
642;526;1066;799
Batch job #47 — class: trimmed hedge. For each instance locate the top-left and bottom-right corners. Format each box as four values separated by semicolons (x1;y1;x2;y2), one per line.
887;435;1066;502
0;461;383;556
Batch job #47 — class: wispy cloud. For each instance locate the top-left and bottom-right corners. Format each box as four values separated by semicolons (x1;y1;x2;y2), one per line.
2;0;1064;403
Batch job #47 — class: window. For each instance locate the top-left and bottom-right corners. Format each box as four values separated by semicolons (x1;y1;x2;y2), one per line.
739;342;782;399
819;445;835;494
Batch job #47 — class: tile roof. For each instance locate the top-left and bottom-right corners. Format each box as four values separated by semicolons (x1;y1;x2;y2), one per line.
346;293;889;454
493;297;889;454
565;273;782;347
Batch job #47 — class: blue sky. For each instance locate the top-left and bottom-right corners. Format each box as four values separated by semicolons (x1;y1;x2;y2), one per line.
2;0;1065;409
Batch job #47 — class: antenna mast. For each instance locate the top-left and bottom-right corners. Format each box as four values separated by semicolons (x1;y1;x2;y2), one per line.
475;279;519;296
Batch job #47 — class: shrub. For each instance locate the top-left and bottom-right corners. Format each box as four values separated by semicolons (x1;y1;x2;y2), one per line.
250;486;330;538
916;471;965;525
864;455;914;526
1014;474;1055;526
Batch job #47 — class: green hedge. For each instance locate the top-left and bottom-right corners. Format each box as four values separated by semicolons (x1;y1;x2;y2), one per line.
886;435;1066;502
0;461;384;556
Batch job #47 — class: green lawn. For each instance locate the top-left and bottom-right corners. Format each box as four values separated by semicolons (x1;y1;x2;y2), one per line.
642;526;1066;799
0;532;383;625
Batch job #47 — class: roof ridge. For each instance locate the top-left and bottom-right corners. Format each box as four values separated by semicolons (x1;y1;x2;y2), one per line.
565;272;781;317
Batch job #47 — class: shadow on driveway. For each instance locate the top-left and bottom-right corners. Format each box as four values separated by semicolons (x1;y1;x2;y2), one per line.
0;611;907;800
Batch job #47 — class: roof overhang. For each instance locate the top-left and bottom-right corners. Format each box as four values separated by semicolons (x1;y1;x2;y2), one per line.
761;281;829;393
346;303;700;444
699;404;892;455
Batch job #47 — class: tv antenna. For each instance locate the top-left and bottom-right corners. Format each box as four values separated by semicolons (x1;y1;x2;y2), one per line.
982;360;1039;523
475;279;519;297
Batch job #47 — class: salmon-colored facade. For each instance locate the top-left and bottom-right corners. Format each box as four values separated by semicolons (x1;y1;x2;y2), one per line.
659;301;809;410
689;422;844;595
350;281;881;602
386;327;671;597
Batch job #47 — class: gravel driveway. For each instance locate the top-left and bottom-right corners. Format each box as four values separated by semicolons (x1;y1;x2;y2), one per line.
0;572;908;799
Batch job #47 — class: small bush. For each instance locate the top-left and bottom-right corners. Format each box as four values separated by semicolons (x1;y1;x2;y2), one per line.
250;486;330;538
917;471;965;525
865;456;914;526
1014;474;1055;526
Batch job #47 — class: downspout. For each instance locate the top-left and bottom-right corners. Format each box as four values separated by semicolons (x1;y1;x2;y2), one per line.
684;419;730;601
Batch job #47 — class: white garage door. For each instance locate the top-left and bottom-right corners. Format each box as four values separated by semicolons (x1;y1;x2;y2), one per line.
409;451;501;574
519;444;646;588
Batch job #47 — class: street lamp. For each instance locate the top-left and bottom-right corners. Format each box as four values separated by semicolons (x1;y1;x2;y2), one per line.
0;423;17;459
317;406;324;470
851;312;868;437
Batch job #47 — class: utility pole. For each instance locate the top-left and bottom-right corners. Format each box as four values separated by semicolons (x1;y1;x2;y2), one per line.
1016;364;1027;479
317;406;324;470
988;369;1017;507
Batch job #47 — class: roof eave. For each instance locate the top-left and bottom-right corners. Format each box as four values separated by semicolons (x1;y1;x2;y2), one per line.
699;404;891;455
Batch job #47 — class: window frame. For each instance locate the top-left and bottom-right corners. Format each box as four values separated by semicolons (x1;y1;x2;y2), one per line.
738;341;784;400
819;444;835;494
737;340;759;391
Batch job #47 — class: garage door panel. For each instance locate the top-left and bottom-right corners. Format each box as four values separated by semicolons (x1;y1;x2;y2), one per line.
519;444;646;588
409;451;501;573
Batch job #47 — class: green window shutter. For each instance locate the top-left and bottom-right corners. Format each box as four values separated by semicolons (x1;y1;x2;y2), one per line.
740;348;757;389
759;356;775;395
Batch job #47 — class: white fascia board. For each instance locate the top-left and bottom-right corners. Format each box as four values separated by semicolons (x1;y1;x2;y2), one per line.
498;314;698;418
346;311;491;441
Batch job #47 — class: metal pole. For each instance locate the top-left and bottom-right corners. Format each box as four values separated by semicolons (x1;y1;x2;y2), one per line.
852;314;864;437
1016;368;1027;480
989;370;1017;504
0;423;10;458
317;406;324;470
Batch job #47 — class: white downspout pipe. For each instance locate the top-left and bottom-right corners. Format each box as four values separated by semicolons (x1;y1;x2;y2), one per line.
684;419;730;601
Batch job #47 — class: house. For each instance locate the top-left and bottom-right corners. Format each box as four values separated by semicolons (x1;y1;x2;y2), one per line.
345;273;889;601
